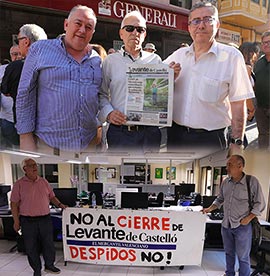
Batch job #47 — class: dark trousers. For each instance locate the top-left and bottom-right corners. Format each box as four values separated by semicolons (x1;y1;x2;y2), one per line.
20;215;56;274
107;124;161;152
167;122;227;151
255;107;270;149
0;119;19;147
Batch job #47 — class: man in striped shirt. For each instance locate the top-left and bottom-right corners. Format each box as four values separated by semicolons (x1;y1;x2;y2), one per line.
16;5;102;152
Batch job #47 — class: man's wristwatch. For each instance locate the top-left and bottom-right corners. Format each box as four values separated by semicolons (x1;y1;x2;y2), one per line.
231;137;243;146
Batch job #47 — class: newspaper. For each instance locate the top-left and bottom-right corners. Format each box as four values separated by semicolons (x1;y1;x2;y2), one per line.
125;64;174;127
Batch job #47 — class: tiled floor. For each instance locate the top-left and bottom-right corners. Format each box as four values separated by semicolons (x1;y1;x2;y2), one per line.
0;239;230;276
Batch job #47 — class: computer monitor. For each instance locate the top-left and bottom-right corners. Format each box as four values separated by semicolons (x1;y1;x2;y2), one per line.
126;186;143;193
88;182;103;193
202;196;217;208
53;188;77;207
115;188;138;207
175;183;195;197
121;192;149;209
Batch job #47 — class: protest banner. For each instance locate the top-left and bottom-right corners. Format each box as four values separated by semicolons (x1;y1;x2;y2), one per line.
62;208;206;266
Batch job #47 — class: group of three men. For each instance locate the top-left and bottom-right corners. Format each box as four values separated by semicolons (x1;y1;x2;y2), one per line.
2;1;257;154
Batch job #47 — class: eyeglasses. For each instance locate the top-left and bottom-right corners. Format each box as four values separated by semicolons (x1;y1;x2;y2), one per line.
14;37;27;44
122;25;146;34
10;52;20;56
188;16;215;26
26;163;39;168
262;40;270;46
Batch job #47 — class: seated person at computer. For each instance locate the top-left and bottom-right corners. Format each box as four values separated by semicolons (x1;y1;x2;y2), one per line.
10;158;66;276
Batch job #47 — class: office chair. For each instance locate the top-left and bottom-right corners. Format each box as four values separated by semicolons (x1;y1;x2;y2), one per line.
89;191;103;206
149;192;164;207
251;238;270;276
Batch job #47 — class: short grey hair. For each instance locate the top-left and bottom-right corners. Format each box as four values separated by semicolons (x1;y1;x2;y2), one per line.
20;158;36;172
262;30;270;40
189;1;219;20
19;24;47;44
120;10;147;29
68;5;97;26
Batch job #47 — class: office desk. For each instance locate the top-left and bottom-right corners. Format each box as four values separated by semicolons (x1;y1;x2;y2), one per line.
205;216;270;249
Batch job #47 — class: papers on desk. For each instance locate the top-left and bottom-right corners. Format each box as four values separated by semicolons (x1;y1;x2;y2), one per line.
150;205;203;212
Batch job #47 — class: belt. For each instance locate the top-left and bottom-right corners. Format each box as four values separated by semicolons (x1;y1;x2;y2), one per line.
175;123;225;133
20;214;50;220
111;124;145;132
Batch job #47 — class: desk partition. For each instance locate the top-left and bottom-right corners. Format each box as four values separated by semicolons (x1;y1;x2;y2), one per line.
62;208;206;267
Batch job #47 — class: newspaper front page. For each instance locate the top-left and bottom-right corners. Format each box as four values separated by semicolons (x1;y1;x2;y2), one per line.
125;64;174;127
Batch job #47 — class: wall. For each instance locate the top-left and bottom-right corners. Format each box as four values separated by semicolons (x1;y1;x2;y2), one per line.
199;150;270;220
58;163;71;187
0;154;13;185
244;150;270;220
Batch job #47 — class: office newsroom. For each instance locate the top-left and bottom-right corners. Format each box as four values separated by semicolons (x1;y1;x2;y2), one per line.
0;147;270;270
0;148;270;221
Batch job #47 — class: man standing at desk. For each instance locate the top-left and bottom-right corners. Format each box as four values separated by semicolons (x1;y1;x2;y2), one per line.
203;155;265;276
10;158;65;276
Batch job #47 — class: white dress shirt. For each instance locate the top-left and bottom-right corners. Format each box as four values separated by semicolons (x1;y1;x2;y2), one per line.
164;40;254;130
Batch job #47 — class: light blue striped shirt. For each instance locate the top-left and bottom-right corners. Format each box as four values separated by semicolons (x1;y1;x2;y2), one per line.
16;37;102;151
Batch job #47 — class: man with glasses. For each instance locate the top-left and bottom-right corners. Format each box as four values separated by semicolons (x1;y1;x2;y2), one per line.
164;1;254;153
99;10;179;152
254;30;270;149
10;158;66;276
1;24;47;127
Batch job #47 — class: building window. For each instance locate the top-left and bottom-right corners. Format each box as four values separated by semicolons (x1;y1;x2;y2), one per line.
251;0;260;3
170;0;192;9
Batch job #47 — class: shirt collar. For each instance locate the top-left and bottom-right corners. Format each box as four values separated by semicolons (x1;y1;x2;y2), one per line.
186;40;218;57
228;172;246;184
120;46;143;61
58;35;94;60
23;175;40;182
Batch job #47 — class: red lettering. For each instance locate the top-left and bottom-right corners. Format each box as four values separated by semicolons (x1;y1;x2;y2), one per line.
110;248;118;261
129;249;136;262
97;248;105;259
117;215;171;230
162;217;170;230
88;247;96;260
87;247;137;262
79;247;87;260
151;217;160;230
142;216;150;230
69;246;79;258
117;215;126;227
119;249;128;260
133;216;141;229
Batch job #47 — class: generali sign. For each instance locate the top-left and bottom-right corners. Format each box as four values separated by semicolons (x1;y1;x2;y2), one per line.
98;0;188;31
5;0;188;31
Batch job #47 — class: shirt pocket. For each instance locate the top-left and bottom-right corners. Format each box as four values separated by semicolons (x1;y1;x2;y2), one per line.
197;76;223;103
233;188;249;202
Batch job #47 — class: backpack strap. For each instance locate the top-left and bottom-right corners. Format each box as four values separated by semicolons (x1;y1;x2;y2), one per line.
246;174;252;211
